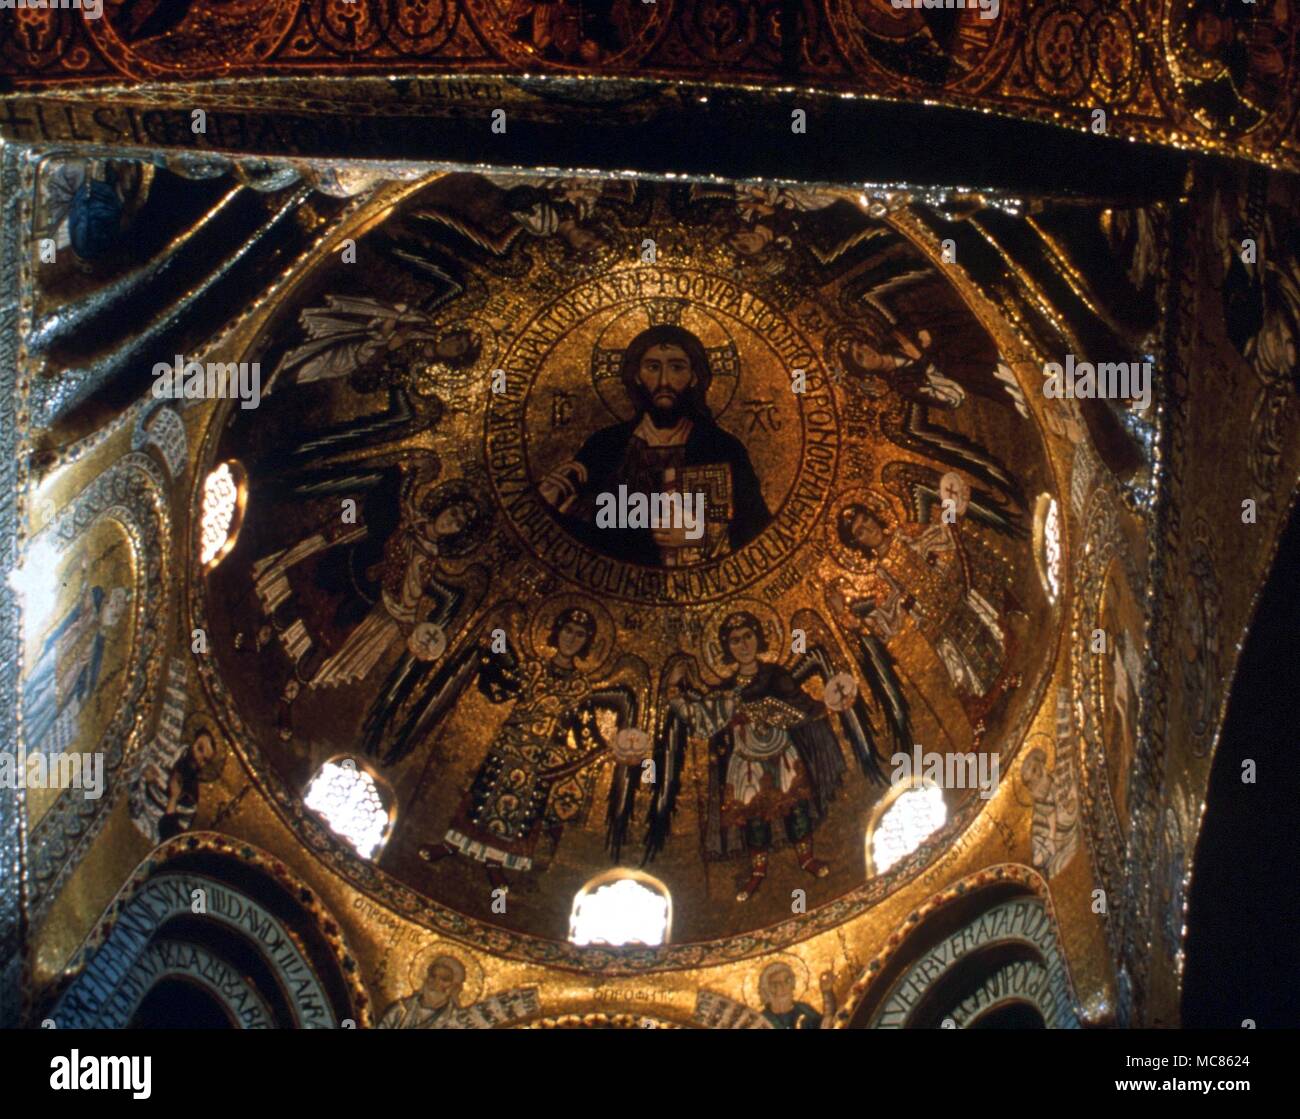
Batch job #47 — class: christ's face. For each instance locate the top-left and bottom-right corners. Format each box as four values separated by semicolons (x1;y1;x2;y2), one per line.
555;620;591;660
638;344;695;415
727;625;759;668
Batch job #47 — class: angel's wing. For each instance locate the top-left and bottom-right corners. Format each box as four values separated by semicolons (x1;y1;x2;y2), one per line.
639;653;704;864
593;654;651;862
787;608;908;785
588;654;645;728
265;393;440;499
883;461;1026;539
269;296;429;393
835;233;934;309
890;400;1026;510
389;247;464;299
362;599;521;766
361;635;479;766
410;200;528;257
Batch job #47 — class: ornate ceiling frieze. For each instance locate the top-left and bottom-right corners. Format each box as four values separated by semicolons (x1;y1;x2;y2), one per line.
0;2;1296;170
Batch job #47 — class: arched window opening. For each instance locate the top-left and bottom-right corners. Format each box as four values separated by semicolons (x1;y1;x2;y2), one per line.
568;870;672;947
866;780;948;876
303;755;395;860
1033;493;1062;604
199;459;247;571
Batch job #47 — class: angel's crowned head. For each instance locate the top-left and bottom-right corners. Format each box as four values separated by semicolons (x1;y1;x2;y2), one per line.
838;503;891;559
719;610;767;671
548;606;598;664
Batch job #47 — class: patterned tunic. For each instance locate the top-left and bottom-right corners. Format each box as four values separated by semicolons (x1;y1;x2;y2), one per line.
444;657;631;871
670;662;846;860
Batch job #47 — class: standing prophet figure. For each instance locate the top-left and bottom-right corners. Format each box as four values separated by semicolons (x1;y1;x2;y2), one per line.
23;577;130;755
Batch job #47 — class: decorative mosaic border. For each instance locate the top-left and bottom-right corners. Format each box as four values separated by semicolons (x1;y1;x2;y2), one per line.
0;3;1296;171
840;864;1086;1028
527;1013;684;1030
1070;485;1143;954
47;831;371;1028
0;140;27;1029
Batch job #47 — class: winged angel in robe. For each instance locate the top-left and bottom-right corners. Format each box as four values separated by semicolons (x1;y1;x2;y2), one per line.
618;608;912;902
399;603;651;888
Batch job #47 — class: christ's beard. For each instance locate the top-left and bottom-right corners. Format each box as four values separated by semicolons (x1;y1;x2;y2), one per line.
649;398;687;427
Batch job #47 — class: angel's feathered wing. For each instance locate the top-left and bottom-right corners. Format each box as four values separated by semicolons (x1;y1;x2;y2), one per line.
362;569;492;765
270;295;427;392
789;608;911;785
883;461;1027;540
637;654;699;865
890;399;1026;511
594;655;650;863
361;598;516;767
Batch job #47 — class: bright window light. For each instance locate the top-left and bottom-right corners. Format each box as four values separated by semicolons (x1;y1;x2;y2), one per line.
569;876;670;947
304;758;391;860
200;461;244;568
1043;496;1062;601
870;785;947;874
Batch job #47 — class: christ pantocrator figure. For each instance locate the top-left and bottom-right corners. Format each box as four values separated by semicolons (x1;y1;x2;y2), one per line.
538;324;772;568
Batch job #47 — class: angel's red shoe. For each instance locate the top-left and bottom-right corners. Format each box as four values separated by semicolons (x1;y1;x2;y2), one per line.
795;839;830;879
736;853;768;902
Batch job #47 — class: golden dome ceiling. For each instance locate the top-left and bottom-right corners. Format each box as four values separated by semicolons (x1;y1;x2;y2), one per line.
196;174;1060;948
3;0;1299;1038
